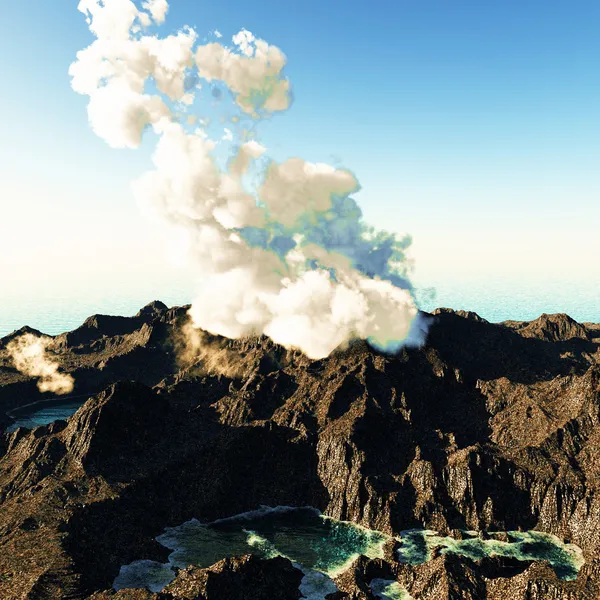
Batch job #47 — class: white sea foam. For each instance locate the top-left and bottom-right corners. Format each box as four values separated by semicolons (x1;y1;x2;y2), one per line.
113;559;175;592
370;578;413;600
297;566;338;600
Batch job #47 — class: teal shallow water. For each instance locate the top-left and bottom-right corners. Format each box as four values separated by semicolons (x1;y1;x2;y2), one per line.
114;507;584;598
114;507;392;596
370;579;414;600
156;507;388;576
397;529;584;581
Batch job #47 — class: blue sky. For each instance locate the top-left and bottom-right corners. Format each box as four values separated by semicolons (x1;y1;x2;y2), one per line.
1;0;598;333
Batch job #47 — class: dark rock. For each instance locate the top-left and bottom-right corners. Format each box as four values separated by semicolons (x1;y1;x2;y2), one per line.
165;554;303;599
90;555;303;600
509;313;591;342
0;303;598;599
0;325;47;350
136;301;169;319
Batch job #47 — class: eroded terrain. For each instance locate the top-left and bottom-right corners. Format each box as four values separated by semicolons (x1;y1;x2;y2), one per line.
1;302;599;599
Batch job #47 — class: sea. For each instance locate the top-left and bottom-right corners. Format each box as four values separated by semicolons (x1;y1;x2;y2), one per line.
0;281;597;338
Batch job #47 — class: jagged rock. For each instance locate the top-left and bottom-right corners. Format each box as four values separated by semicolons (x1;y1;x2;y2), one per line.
0;304;598;599
432;307;489;323
90;555;303;600
508;313;591;343
136;301;169;320
164;554;303;599
0;326;46;351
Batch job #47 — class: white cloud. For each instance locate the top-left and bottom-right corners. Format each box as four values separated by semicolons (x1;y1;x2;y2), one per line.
143;0;169;24
259;158;359;227
232;28;255;57
70;26;197;148
77;0;140;40
138;11;152;28
195;32;291;116
86;80;170;148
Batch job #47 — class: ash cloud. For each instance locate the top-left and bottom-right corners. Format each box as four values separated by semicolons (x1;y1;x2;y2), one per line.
7;334;75;395
70;0;429;359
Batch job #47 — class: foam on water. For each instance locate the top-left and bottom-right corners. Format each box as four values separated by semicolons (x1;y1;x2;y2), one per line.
397;529;584;581
153;506;389;577
297;567;339;600
244;530;339;599
370;578;414;600
113;559;176;592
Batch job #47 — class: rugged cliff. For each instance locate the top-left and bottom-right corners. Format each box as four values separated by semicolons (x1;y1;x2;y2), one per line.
0;303;598;599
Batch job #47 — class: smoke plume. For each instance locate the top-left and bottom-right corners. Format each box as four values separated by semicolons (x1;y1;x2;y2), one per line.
7;334;75;394
70;0;429;359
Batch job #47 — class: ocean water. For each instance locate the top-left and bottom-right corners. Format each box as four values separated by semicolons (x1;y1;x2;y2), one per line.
0;281;597;339
113;507;584;597
414;279;598;324
6;397;89;432
0;289;193;338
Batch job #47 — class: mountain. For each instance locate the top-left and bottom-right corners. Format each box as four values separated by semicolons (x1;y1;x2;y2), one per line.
0;303;599;599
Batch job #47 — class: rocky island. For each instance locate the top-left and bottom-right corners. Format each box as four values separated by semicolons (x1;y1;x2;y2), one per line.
1;302;599;599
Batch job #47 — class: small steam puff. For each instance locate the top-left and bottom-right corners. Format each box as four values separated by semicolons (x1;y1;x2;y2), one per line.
175;322;249;379
7;334;75;395
71;0;429;359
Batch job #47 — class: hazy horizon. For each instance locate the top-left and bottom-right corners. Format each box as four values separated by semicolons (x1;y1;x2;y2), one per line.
1;0;598;341
1;278;597;338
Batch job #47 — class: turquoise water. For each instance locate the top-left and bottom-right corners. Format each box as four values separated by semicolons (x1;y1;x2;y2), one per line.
6;399;86;432
114;507;392;596
114;507;584;597
156;508;388;576
414;280;598;324
397;529;584;581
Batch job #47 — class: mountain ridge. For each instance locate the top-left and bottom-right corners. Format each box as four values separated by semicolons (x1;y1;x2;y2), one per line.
0;303;599;599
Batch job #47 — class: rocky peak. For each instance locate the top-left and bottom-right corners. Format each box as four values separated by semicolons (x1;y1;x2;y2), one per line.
136;300;169;319
432;307;489;323
0;325;47;349
0;303;599;599
63;381;170;479
515;313;591;342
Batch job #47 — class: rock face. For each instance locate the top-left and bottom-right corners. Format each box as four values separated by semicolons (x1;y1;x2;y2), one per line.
0;304;599;599
90;555;304;600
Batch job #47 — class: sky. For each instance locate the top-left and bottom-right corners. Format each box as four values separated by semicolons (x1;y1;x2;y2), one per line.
1;0;599;335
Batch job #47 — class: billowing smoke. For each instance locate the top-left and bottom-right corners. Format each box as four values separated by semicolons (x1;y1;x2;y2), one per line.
70;0;429;359
7;334;75;394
